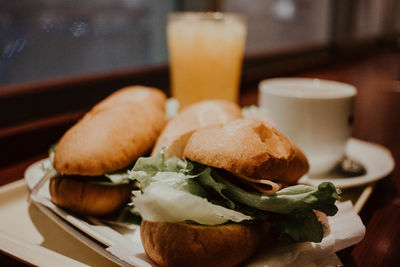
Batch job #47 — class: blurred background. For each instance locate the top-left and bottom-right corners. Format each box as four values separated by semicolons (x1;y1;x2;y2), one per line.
1;0;399;87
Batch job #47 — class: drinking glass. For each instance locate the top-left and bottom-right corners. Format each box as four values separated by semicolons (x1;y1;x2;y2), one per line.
167;12;247;109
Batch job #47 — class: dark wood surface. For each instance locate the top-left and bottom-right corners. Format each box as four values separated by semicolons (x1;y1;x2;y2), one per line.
300;53;400;266
1;51;399;266
240;52;400;266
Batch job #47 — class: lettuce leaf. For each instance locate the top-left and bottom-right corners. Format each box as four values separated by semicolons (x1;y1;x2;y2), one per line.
129;152;341;242
49;144;56;166
129;152;252;224
130;151;195;188
198;167;340;216
132;150;190;174
272;210;325;242
129;152;204;196
133;183;252;225
104;171;132;185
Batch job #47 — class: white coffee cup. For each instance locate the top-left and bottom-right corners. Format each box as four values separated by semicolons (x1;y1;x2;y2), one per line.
259;78;356;176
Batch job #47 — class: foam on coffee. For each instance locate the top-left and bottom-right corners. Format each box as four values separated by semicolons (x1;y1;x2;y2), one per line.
260;78;356;99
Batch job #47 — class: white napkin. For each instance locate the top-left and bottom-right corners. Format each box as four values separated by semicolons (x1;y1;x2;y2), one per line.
106;201;365;267
246;200;364;266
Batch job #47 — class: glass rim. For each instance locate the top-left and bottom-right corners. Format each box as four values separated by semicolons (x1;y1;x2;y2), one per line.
168;12;246;23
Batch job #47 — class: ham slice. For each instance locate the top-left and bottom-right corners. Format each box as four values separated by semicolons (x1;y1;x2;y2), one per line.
237;175;282;194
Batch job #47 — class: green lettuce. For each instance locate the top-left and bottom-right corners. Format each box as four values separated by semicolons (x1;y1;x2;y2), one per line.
130;153;252;225
129;152;341;242
104;171;132;185
198;167;339;216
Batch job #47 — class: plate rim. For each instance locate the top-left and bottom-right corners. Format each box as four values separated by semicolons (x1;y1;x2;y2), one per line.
299;138;395;189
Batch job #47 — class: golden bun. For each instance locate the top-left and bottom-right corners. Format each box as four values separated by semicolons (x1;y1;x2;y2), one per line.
183;118;309;184
140;220;270;267
151;100;242;158
49;176;133;217
54;86;167;176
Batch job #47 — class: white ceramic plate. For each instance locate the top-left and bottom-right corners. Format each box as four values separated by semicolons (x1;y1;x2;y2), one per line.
299;138;395;189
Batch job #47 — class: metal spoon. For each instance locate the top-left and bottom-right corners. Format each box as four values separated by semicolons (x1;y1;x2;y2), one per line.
335;156;367;177
308;157;367;179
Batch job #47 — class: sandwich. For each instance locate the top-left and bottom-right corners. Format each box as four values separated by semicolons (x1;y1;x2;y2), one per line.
49;86;167;217
129;118;340;267
151;99;243;158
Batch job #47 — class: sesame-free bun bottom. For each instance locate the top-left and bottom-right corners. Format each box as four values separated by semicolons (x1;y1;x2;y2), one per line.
49;176;133;217
141;220;270;267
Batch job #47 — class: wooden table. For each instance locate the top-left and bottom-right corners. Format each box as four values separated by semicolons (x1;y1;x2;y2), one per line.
306;53;400;266
241;52;400;266
1;51;399;266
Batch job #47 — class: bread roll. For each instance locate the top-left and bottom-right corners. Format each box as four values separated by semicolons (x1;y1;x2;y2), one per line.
183;118;309;184
54;86;167;176
152;100;242;157
140;220;270;267
49;176;133;216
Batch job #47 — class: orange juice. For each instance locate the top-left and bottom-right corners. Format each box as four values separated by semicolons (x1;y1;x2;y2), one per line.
167;12;247;109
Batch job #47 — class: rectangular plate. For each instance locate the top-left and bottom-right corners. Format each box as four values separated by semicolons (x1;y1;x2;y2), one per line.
0;178;371;266
340;182;375;213
0;179;124;267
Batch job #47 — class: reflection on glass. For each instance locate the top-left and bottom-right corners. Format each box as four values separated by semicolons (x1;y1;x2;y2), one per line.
221;0;331;53
354;0;388;39
0;0;174;86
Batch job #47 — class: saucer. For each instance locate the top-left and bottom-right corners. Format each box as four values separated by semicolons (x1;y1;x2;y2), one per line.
299;138;395;189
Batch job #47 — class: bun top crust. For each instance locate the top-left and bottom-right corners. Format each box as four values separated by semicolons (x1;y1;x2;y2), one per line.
94;86;166;111
54;86;167;176
183;118;309;184
152;100;242;156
